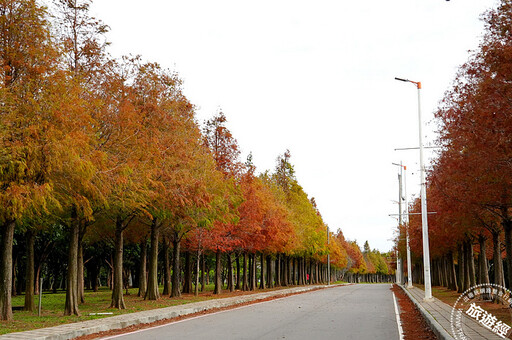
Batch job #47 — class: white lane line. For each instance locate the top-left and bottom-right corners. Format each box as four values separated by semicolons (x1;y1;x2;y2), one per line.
392;291;404;340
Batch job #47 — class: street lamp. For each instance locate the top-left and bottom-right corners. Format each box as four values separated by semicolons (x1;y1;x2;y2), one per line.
395;77;432;300
392;162;413;288
393;162;414;288
392;162;404;285
403;166;413;289
327;226;330;285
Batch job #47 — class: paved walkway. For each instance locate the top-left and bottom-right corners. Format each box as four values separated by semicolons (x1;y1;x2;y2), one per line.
0;285;334;340
401;285;502;340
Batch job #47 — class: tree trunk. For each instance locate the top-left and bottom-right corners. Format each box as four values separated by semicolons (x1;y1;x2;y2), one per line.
283;255;289;286
314;261;319;284
171;236;181;297
227;253;234;292
431;260;437;286
123;268;131;295
13;253;19;296
235;254;241;290
90;263;98;292
478;234;490;285
0;220;15;321
138;238;147;297
303;255;307;284
275;254;281;287
437;260;443;287
249;254;254;291
145;217;160;300
320;263;324;283
463;241;471;292
206;264;210;285
504;219;512;289
468;240;476;287
77;240;85;304
298;257;303;285
438;259;443;286
183;251;193;294
492;230;505;287
24;229;35;311
162;236;171;296
448;251;458;291
201;254;206;292
214;249;222;294
290;257;295;284
297;257;301;285
443;256;450;288
457;244;464;293
195;249;200;296
64;214;80;316
292;257;296;285
266;255;273;288
251;253;257;290
309;258;313;284
242;252;248;291
52;262;59;293
259;253;265;289
111;218;126;309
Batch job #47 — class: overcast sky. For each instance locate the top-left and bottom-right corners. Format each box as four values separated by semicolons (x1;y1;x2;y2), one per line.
90;0;498;252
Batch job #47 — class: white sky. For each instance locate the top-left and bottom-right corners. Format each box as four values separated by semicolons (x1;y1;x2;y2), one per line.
90;0;498;252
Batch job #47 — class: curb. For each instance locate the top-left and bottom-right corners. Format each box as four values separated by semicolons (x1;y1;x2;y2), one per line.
0;284;342;340
398;285;454;340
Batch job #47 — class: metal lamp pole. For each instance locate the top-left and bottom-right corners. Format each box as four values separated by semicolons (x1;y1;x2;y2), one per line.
393;162;413;288
403;166;413;289
327;226;330;285
397;166;403;285
395;77;432;300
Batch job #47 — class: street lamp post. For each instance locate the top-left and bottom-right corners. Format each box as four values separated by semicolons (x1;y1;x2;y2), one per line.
327;226;330;285
395;77;432;300
396;164;403;285
393;162;412;287
403;166;413;289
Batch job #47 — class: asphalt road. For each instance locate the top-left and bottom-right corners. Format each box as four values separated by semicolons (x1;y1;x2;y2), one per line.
104;284;400;340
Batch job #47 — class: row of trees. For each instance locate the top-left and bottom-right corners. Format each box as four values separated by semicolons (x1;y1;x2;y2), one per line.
0;0;393;321
397;0;512;293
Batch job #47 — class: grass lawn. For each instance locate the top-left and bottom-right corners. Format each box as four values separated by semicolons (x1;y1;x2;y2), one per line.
2;282;337;335
2;286;207;334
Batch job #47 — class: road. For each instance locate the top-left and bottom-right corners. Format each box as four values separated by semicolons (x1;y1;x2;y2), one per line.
103;284;400;340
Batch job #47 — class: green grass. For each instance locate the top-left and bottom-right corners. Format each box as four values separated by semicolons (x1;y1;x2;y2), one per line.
2;284;305;335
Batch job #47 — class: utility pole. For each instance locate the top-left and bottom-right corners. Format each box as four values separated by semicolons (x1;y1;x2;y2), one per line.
327;226;330;285
393;162;405;285
393;162;413;287
403;167;413;288
395;77;432;300
398;169;403;285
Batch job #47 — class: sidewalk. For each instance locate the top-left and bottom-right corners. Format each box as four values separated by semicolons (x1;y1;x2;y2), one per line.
0;285;334;340
401;285;502;340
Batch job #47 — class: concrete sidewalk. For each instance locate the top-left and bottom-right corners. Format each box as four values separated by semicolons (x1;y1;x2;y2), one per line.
401;285;502;340
0;285;335;340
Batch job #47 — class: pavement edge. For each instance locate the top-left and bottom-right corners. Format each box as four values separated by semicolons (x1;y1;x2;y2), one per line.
398;285;455;340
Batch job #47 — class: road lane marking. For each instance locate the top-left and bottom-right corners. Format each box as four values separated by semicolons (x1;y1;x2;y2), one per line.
392;291;404;340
